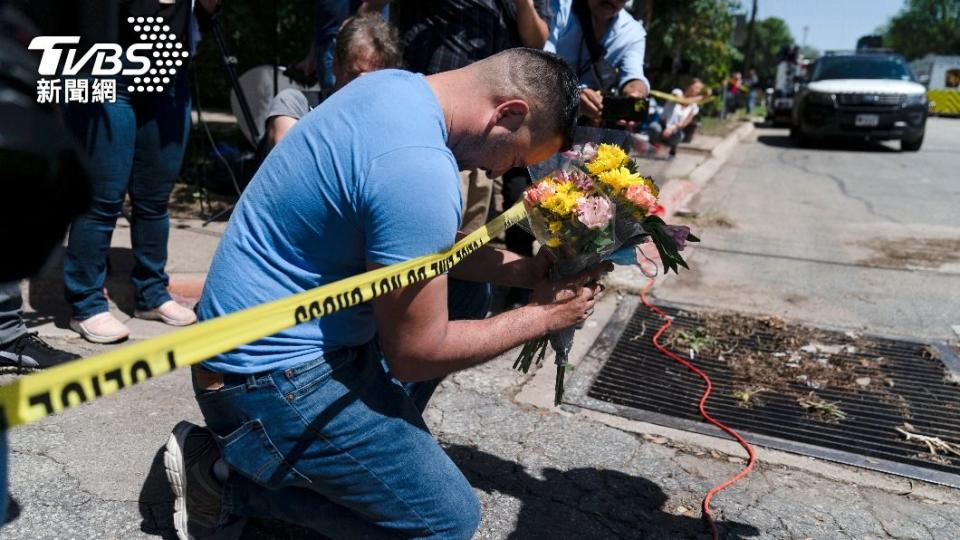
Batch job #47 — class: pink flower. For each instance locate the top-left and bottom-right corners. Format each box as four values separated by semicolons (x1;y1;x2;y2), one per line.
568;168;594;191
663;225;692;251
524;180;556;207
575;195;613;229
625;184;658;213
581;142;599;162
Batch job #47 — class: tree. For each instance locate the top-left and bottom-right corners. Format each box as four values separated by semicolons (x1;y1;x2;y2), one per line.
746;17;795;85
645;0;741;90
882;0;960;60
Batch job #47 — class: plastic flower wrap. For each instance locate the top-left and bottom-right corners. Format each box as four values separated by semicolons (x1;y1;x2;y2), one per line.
515;141;700;405
515;170;616;404
574;143;699;274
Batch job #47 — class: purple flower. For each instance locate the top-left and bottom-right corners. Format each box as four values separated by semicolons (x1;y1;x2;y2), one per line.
561;142;600;164
569;168;594;191
581;142;598;162
664;225;692;251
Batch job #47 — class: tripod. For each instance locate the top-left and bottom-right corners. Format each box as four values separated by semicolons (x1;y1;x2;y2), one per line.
195;14;264;225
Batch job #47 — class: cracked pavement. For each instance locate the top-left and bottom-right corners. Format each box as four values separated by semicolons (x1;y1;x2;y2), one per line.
3;334;960;539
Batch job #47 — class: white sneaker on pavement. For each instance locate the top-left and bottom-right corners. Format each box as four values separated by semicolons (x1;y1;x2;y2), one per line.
70;312;131;344
135;300;197;326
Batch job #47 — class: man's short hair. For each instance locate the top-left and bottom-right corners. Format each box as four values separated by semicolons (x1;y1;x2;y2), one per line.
335;13;403;70
474;48;580;150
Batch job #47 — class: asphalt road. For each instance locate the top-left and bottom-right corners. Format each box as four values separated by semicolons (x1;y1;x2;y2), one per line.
656;117;960;342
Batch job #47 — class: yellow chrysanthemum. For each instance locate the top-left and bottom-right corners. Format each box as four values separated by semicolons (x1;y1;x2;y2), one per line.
586;144;629;175
596;167;644;193
545;237;563;248
540;182;582;217
548;221;563;234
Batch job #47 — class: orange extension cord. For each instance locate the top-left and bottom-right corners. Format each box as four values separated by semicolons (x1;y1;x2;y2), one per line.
639;278;757;540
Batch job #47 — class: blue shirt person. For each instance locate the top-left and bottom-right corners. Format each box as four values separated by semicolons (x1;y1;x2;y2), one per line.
545;0;649;124
166;51;607;540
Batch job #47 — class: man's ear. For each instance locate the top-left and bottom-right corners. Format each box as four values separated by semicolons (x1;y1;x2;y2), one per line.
493;99;530;132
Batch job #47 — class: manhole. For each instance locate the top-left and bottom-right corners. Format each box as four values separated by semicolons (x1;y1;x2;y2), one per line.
568;298;960;488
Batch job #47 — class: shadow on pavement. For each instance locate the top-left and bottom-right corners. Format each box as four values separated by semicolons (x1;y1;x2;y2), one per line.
25;247;137;330
138;446;178;539
756;133;897;153
3;496;21;525
445;444;760;540
134;441;759;539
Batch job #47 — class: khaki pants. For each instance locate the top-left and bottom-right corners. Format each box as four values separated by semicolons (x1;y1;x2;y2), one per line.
458;169;495;233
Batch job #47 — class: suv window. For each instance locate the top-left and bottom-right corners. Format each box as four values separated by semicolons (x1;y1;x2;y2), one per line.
811;56;914;82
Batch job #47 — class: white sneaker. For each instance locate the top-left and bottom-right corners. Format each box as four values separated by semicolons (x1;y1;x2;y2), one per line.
136;300;197;326
70;312;131;344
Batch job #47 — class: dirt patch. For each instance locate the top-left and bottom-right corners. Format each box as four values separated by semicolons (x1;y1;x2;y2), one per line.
165;182;236;221
663;311;904;422
859;238;960;269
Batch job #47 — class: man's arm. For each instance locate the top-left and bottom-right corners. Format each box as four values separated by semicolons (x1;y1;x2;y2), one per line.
448;244;549;289
372;265;606;382
514;0;549;49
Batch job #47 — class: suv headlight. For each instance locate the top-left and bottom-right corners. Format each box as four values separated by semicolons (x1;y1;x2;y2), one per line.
807;92;836;106
903;93;927;107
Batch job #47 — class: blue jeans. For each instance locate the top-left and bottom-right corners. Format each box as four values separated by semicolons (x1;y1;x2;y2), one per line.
63;73;191;319
195;279;491;539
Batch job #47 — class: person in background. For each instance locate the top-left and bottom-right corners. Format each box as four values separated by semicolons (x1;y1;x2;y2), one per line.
0;283;79;370
646;78;704;157
745;68;759;114
264;12;402;151
62;0;220;344
375;0;553;236
545;0;650;126
725;70;743;115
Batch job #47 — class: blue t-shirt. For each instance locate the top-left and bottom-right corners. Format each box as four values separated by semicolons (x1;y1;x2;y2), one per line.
545;0;649;91
197;70;462;374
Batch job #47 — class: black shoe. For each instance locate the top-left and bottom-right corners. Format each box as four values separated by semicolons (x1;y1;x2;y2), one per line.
165;421;244;540
0;332;80;370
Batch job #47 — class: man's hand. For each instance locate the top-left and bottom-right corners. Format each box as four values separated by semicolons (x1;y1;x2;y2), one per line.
579;88;604;125
529;262;611;332
622;79;649;99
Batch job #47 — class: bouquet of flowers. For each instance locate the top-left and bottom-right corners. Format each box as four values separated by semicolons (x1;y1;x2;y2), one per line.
515;142;699;404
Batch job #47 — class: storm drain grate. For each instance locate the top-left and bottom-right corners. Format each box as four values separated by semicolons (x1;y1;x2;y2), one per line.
581;303;960;487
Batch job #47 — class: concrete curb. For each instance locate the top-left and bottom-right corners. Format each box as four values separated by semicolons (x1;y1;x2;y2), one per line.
665;120;755;219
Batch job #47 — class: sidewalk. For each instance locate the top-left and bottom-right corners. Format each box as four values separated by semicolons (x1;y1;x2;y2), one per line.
7;121;960;538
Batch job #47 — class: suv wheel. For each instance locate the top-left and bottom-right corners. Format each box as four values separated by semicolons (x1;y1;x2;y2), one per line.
901;135;923;152
790;124;809;147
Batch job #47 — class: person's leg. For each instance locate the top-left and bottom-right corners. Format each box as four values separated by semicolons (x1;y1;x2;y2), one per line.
63;87;136;321
195;349;481;539
127;72;191;313
0;281;26;346
458;169;495;234
666;129;684;156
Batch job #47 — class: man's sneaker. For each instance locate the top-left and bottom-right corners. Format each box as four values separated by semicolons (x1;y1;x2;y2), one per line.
165;421;238;540
0;332;80;370
70;312;130;344
136;300;197;327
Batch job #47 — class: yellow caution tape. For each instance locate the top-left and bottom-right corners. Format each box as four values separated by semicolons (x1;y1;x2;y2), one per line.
649;89;716;107
0;202;529;429
928;89;960;115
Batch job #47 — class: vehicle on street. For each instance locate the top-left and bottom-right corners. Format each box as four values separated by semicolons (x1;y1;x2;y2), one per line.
909;54;960;117
790;51;928;151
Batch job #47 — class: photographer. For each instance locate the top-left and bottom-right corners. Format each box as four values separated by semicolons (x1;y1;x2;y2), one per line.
545;0;649;126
